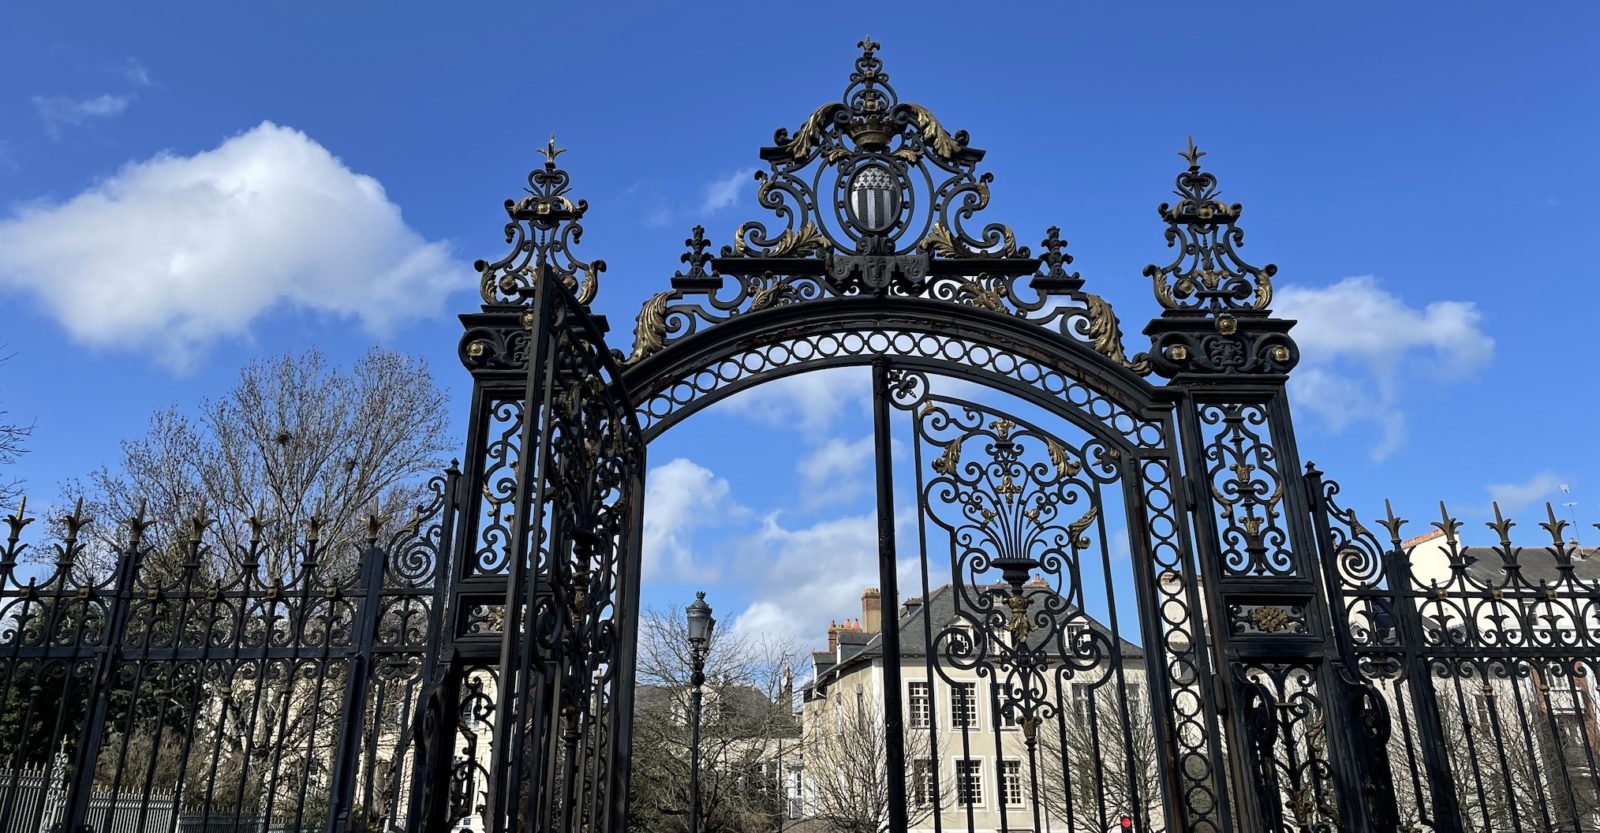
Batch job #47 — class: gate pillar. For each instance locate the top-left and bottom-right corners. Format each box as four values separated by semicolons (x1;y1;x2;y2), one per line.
409;142;645;833
1139;141;1400;832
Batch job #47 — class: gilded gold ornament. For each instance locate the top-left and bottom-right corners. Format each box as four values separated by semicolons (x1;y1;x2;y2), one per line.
1250;605;1292;634
1083;293;1153;376
619;290;673;367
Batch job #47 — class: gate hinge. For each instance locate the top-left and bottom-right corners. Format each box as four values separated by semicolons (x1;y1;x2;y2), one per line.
1183;475;1202;513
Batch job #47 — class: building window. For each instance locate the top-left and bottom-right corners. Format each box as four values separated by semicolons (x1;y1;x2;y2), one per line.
952;682;978;729
912;758;936;807
1071;682;1094;724
1122;682;1142;716
1002;760;1024;806
955;758;983;806
909;682;931;728
994;691;1018;729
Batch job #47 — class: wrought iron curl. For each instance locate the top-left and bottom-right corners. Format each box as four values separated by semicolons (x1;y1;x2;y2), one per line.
476;136;606;307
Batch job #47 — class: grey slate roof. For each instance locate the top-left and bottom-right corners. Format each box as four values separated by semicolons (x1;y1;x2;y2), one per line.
1455;546;1600;586
806;583;1143;698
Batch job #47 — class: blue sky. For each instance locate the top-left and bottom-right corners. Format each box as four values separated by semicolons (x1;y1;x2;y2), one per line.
1;3;1596;645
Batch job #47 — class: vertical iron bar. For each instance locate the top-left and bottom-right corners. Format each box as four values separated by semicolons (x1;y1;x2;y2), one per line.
605;458;647;833
1377;517;1466;832
326;545;385;833
488;279;557;833
58;529;140;833
405;463;461;832
870;358;911;833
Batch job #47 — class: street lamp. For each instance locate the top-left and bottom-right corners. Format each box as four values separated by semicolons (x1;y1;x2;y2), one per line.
686;591;716;833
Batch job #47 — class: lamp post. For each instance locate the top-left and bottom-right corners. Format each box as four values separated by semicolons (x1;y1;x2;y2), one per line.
686;591;716;833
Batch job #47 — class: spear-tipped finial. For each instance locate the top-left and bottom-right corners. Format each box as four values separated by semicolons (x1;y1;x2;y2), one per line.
1540;501;1570;547
1486;501;1515;549
365;501;385;546
1179;136;1207;169
539;133;567;169
4;496;32;543
188;506;213;544
127;499;152;548
1434;500;1463;548
1379;498;1407;542
858;34;879;57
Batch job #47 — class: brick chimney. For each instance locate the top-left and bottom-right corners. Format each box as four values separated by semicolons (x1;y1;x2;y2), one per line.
827;619;841;652
861;588;882;634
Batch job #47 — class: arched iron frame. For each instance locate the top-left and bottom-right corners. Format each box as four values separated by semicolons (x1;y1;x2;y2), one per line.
427;37;1401;833
618;297;1234;833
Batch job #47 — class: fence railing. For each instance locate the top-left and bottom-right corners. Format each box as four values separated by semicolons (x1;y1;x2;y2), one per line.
0;762;339;833
1311;465;1600;833
0;472;454;833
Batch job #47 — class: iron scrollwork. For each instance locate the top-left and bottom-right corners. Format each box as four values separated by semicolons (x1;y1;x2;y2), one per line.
477;135;605;307
1137;139;1298;378
612;40;1150;378
1200;403;1295;577
897;384;1124;746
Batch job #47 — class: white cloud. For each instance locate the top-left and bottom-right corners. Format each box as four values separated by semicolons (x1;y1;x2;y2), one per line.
718;367;872;440
1275;276;1492;461
33;93;131;135
643;457;735;581
124;59;152;88
700;168;757;214
1485;471;1568;514
798;434;876;509
727;510;886;643
0;121;460;369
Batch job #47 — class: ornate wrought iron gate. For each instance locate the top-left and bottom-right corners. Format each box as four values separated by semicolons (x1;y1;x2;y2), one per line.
3;38;1594;833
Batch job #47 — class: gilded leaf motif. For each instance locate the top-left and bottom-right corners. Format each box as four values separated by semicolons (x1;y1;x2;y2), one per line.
763;221;828;258
1066;505;1098;549
960;281;1006;313
747;278;798;312
1047;439;1081;478
902;103;962;159
619;290;673;367
1083;293;1152;376
783;103;841;159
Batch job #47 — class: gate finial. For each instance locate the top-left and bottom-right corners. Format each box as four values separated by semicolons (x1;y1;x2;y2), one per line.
475;139;605;307
1137;140;1298;379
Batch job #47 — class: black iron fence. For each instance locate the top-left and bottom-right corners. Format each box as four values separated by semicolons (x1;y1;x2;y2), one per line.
0;473;451;833
1312;466;1600;833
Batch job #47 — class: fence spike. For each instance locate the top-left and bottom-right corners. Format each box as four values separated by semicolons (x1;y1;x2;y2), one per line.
366;501;385;546
1539;501;1568;547
188;506;213;543
1379;498;1406;542
126;499;151;548
1487;501;1515;550
60;498;92;552
4;495;32;543
306;512;325;543
1435;500;1461;548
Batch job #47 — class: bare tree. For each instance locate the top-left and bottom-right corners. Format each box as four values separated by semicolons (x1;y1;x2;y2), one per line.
31;347;450;814
627;605;805;833
0;350;30;509
1380;680;1600;833
1035;687;1161;832
802;690;943;833
61;347;449;579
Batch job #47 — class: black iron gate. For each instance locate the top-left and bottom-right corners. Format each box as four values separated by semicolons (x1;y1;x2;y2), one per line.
1;38;1593;833
408;140;646;833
